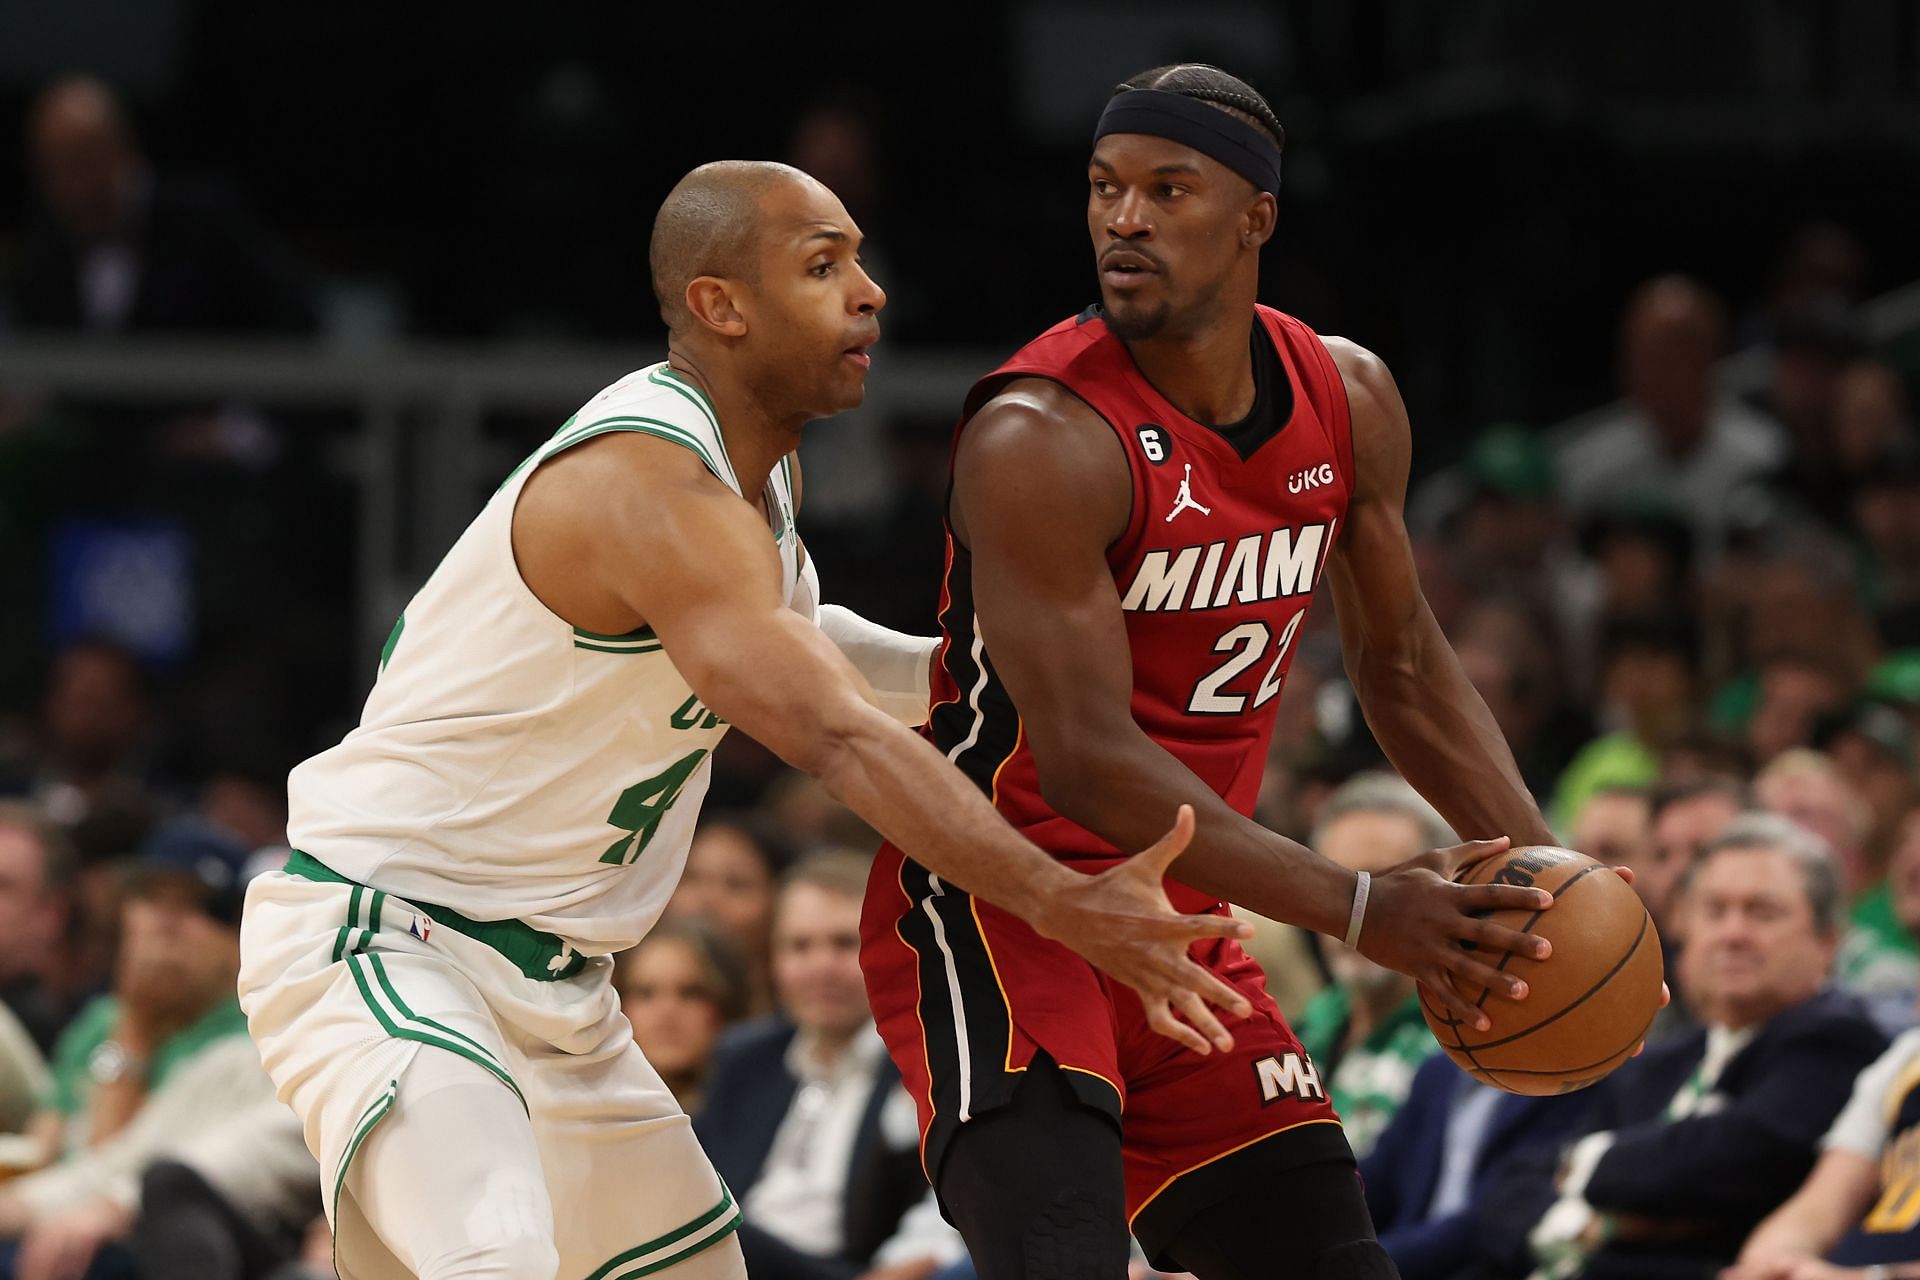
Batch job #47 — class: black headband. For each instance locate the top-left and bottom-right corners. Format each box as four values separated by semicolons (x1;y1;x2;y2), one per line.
1092;88;1283;195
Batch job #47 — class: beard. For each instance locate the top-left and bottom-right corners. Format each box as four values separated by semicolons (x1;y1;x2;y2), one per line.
1102;293;1172;342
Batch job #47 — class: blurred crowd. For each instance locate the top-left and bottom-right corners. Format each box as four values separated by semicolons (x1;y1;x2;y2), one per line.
5;68;1920;1280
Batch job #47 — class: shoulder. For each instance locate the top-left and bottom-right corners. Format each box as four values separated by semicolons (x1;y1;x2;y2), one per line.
958;377;1126;480
970;376;1111;436
1320;337;1402;433
955;376;1133;546
1317;336;1410;499
1767;989;1888;1052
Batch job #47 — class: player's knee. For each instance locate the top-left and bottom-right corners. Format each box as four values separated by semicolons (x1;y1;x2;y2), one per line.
413;1232;558;1280
1316;1239;1399;1280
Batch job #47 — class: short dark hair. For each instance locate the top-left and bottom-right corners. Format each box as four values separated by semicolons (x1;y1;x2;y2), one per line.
1694;813;1846;936
1598;612;1701;674
1119;64;1284;151
1648;778;1749;825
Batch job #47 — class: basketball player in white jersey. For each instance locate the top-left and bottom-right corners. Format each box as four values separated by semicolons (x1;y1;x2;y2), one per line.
237;161;1254;1280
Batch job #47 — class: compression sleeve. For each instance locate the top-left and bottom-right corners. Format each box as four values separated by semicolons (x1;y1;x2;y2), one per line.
818;603;938;727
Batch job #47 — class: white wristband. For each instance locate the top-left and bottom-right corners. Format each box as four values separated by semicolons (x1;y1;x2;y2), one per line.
1343;871;1370;948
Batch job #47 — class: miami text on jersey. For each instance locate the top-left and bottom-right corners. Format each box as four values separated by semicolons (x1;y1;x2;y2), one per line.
1120;521;1333;613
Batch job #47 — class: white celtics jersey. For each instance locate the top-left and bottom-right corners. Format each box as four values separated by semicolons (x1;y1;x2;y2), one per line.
287;362;808;954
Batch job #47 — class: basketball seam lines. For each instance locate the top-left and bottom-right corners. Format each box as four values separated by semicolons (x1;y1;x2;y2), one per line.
1453;909;1653;1056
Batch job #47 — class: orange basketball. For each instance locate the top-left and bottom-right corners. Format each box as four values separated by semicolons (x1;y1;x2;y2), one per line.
1418;845;1664;1096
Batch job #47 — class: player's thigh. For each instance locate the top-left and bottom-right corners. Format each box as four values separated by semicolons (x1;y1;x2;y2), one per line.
342;1047;557;1280
526;1023;740;1279
1119;960;1350;1258
936;1055;1129;1280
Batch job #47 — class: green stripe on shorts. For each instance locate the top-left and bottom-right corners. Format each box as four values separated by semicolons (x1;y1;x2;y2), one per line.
586;1184;741;1280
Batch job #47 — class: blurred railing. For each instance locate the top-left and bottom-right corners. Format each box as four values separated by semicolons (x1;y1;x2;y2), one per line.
4;269;1919;659
0;340;1000;658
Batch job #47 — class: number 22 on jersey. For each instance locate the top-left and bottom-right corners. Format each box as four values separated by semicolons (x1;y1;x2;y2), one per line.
1187;612;1305;715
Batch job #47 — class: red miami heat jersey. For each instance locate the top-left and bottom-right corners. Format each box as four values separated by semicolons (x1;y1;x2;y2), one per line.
928;304;1354;911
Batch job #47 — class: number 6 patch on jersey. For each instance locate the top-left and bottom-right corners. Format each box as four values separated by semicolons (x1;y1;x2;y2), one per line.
1135;424;1171;465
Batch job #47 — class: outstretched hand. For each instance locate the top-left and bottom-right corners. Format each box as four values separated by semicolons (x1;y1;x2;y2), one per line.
1031;805;1256;1055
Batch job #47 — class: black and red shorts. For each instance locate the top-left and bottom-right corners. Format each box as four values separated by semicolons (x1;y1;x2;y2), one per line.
859;840;1352;1242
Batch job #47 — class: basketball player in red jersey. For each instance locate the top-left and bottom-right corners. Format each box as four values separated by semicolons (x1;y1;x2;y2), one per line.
860;65;1578;1279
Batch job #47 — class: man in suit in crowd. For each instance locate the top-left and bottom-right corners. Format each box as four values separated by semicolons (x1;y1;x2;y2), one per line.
1362;1054;1595;1280
696;853;963;1280
1476;815;1888;1280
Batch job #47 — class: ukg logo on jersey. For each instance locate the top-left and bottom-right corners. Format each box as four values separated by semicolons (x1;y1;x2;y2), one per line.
1288;463;1335;494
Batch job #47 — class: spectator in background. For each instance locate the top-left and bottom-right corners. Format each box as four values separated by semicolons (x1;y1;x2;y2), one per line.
1475;817;1887;1280
1570;786;1652;872
1757;751;1874;901
1727;983;1920;1280
1753;300;1869;528
1753;749;1920;1009
665;813;788;1016
1362;1053;1594;1280
1853;444;1920;649
1558;276;1786;560
1820;705;1918;875
1413;425;1602;694
615;915;752;1113
1704;535;1876;740
1552;615;1700;829
1831;363;1915;488
0;817;266;1278
1749;659;1857;772
1580;507;1696;625
1641;780;1746;1036
0;804;77;1058
194;764;289;865
11;76;314;338
1745;224;1870;345
1;641;158;832
1450;598;1595;802
697;853;963;1280
1294;774;1450;1159
1642;781;1746;940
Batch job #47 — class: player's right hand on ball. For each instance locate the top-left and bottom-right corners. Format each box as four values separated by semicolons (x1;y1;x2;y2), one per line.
1358;836;1553;1033
1030;804;1255;1056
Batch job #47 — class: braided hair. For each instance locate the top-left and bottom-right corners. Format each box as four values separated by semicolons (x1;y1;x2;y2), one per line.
1119;64;1284;151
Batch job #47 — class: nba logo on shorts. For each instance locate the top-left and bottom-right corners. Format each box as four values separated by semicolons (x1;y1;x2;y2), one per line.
409;915;432;942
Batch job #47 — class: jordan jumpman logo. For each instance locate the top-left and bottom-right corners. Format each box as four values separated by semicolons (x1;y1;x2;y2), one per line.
1165;463;1212;522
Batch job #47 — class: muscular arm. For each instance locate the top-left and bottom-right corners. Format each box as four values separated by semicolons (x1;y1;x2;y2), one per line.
952;381;1353;936
953;382;1548;1023
1322;339;1555;847
514;432;1252;1049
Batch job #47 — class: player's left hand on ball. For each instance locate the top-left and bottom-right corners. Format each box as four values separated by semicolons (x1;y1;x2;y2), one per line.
1359;836;1554;1033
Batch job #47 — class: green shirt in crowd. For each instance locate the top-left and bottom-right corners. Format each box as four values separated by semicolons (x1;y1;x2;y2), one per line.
1295;985;1437;1159
43;995;252;1121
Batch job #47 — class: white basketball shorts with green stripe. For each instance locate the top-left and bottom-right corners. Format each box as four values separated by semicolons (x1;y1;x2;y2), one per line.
238;865;741;1279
